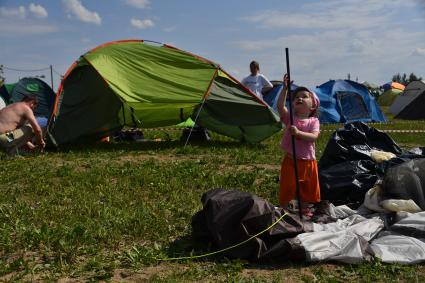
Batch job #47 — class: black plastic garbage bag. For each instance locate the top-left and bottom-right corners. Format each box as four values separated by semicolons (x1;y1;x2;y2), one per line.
319;122;402;203
320;160;378;203
319;122;402;169
381;158;425;210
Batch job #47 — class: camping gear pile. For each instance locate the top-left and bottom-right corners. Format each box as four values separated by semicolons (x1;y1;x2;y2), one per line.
192;123;425;264
112;128;145;142
192;188;425;264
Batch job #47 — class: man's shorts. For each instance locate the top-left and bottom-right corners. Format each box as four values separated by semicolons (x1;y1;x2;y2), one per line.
0;125;34;154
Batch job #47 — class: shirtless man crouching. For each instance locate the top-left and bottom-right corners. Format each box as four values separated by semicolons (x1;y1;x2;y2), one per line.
0;95;46;156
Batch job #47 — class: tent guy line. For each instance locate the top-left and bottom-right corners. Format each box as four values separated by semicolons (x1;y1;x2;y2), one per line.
154;211;288;261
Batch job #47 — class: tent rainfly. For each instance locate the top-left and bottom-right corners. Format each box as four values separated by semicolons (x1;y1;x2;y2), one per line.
48;40;281;145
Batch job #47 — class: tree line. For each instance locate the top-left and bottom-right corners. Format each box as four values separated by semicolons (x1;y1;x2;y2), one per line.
392;73;423;85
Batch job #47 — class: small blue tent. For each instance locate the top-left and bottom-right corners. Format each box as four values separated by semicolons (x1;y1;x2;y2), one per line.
314;80;386;124
263;81;298;113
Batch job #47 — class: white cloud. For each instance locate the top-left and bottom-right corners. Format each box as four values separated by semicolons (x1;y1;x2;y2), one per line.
29;3;48;19
0;4;48;19
234;0;425;85
242;9;387;31
163;26;176;32
63;0;102;25
242;0;417;31
80;37;91;43
125;0;150;9
0;20;58;34
412;48;425;56
302;0;415;11
231;27;425;86
0;4;53;35
0;6;26;19
131;18;154;29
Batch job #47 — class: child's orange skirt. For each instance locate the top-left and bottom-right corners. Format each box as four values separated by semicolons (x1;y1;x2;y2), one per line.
279;155;320;205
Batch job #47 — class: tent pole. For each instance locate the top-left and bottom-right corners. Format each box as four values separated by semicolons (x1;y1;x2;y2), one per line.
285;48;303;222
50;65;54;90
184;96;207;148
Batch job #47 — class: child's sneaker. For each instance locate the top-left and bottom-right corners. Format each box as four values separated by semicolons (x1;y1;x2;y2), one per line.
288;200;299;213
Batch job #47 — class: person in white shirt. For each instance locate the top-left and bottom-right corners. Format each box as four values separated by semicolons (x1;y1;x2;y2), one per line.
241;61;273;100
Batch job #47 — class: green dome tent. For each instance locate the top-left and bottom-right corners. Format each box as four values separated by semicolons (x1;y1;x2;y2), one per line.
48;40;281;145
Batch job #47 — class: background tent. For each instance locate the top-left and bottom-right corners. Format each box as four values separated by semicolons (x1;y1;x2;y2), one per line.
390;80;425;119
0;84;10;109
361;81;381;98
48;39;281;145
314;80;386;124
378;88;403;106
378;82;405;106
361;81;379;89
382;81;405;92
263;81;299;113
0;77;56;118
0;96;6;110
0;83;15;107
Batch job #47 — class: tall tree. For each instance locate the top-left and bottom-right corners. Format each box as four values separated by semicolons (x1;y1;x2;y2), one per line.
409;73;421;83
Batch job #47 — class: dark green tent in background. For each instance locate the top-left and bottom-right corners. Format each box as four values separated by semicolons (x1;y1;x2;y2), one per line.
48;39;281;145
0;77;56;118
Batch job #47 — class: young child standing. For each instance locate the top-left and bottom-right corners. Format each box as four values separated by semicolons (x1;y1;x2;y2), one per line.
277;75;320;217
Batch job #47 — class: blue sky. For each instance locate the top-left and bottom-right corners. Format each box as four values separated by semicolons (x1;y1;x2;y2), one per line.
1;0;424;90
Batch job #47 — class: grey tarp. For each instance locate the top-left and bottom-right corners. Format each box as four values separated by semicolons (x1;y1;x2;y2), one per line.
370;212;425;263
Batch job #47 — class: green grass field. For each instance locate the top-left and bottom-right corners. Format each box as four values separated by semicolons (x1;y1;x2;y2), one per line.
1;113;425;282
